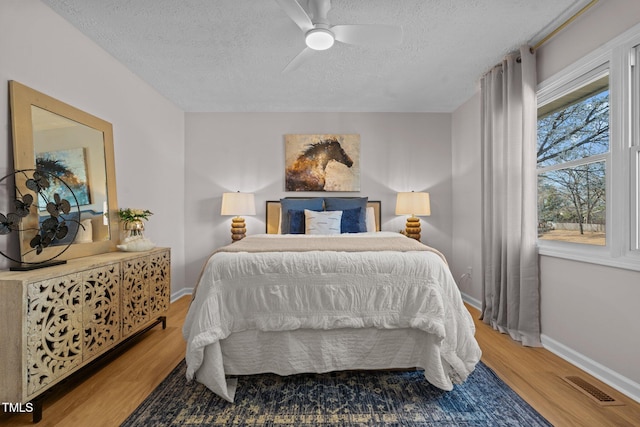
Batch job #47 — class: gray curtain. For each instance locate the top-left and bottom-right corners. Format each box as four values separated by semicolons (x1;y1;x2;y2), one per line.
480;46;541;347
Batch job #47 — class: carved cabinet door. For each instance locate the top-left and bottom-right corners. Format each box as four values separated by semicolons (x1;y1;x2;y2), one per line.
83;263;121;360
121;255;150;338
149;250;170;316
26;274;83;398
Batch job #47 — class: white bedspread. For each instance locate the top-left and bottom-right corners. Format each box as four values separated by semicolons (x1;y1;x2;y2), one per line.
183;232;481;401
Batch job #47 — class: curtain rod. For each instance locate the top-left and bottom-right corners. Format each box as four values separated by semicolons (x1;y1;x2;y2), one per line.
515;0;598;62
533;0;599;50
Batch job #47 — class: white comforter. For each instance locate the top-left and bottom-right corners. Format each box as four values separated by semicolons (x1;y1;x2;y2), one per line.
183;232;481;402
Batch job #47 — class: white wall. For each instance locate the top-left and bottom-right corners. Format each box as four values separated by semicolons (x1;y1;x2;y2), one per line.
540;257;640;387
184;112;452;290
537;0;640;82
0;0;186;292
451;93;482;306
451;0;640;400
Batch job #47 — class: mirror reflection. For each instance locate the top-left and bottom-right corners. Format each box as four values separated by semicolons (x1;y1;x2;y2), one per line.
31;106;110;245
9;80;119;264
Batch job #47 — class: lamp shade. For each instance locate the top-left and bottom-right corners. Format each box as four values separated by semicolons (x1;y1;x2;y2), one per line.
221;192;256;216
395;192;431;216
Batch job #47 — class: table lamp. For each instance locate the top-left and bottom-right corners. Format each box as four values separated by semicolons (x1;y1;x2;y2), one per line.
395;191;430;240
221;192;256;242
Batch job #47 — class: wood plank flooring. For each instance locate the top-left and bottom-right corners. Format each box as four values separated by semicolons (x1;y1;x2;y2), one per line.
469;305;640;426
1;296;639;426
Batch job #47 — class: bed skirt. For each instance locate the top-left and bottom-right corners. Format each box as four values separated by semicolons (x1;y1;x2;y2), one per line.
196;327;452;401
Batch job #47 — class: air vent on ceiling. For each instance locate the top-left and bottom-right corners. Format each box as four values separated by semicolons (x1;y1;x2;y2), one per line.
563;376;624;406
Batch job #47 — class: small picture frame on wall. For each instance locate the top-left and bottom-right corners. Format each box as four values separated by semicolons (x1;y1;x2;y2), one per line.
284;134;360;192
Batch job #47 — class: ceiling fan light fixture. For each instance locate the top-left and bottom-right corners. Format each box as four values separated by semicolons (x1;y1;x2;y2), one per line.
305;28;335;50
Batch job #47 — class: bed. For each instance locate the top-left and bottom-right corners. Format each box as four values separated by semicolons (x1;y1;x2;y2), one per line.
183;197;481;402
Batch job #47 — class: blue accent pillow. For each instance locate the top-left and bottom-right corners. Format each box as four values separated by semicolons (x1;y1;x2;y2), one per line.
288;209;306;234
324;197;368;232
339;207;362;233
280;198;324;234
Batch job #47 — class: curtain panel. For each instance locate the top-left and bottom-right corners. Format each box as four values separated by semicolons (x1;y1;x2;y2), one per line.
480;45;541;347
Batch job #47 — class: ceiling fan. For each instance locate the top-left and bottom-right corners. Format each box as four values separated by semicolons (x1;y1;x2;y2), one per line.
275;0;403;72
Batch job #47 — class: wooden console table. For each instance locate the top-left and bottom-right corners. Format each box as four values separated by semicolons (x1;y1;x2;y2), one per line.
0;247;171;422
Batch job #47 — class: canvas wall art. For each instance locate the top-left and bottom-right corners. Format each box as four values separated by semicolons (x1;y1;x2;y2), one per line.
285;134;360;192
36;147;91;208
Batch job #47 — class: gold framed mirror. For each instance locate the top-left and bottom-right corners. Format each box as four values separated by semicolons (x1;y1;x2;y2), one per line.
9;81;119;263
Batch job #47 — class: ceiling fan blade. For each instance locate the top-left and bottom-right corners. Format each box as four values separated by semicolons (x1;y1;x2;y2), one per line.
332;24;403;46
282;47;315;73
275;0;314;33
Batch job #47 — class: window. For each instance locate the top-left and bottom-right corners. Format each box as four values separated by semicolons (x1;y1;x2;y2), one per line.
537;73;609;246
536;26;640;271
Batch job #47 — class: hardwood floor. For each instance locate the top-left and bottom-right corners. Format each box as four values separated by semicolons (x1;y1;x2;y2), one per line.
468;305;640;427
1;296;639;426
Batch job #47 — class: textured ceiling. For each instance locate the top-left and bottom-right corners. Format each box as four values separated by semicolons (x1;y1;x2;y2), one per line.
41;0;588;112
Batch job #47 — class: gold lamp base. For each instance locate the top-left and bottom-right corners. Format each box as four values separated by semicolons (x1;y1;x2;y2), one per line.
405;216;421;240
231;216;247;242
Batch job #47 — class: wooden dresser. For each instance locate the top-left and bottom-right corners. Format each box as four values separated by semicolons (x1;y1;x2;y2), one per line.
0;247;170;419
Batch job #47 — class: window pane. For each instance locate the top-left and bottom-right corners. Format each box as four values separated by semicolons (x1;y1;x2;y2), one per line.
537;76;609;168
538;161;606;245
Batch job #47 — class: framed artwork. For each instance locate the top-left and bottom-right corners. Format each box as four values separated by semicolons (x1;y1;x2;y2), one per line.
285;134;360;191
36;147;91;209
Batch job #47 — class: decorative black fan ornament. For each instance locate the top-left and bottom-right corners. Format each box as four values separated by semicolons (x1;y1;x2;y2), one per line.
0;169;82;270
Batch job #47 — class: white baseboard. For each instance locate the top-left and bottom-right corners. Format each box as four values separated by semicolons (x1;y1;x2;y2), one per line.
171;287;193;302
460;292;481;311
541;334;640;404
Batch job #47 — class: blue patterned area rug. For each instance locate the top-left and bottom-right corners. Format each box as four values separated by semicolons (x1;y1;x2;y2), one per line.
121;360;551;426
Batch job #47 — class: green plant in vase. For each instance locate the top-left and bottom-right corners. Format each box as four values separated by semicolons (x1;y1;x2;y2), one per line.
118;208;153;238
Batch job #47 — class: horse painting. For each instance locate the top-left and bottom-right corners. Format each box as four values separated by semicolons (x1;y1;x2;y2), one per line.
285;137;355;191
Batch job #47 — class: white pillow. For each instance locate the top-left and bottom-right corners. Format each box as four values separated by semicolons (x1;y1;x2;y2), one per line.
305;209;342;235
366;206;376;232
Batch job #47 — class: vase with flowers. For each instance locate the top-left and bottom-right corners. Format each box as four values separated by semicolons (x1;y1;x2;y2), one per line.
118;208;153;239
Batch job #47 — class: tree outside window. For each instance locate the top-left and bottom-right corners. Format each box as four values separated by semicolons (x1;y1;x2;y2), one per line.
536;75;609;246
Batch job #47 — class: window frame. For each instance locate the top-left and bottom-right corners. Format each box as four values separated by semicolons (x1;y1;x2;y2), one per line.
631;47;640;252
536;25;640;272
